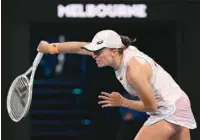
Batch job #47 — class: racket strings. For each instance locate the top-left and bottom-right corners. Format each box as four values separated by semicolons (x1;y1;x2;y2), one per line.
9;77;29;120
18;78;29;103
10;92;24;119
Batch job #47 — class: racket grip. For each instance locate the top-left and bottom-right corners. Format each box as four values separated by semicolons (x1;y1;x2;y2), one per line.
32;52;44;67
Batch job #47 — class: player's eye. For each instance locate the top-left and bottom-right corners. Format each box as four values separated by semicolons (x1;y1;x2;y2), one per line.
94;48;105;56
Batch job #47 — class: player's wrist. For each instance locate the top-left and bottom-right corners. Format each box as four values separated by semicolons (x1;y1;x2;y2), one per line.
120;97;127;107
48;43;59;54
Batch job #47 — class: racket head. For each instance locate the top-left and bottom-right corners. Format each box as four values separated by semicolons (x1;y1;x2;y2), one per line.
7;75;32;122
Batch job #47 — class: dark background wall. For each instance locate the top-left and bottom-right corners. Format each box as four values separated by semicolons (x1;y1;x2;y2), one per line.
179;4;200;138
2;0;200;140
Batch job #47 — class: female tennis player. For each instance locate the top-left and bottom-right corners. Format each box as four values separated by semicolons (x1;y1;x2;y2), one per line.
37;30;197;140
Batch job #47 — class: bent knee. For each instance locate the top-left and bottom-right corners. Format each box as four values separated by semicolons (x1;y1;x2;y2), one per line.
134;120;178;140
170;127;190;140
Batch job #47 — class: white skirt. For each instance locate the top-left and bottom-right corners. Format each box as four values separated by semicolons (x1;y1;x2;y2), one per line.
144;95;197;129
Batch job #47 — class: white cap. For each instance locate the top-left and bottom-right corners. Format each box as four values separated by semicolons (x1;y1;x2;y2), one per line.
82;30;124;52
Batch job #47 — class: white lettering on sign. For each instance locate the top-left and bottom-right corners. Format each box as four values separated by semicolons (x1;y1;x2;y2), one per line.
57;4;147;18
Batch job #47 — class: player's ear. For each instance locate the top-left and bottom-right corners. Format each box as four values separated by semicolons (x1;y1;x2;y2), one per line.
111;49;118;57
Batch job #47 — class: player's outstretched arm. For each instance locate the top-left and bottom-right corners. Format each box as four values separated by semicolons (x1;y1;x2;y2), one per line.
37;41;92;56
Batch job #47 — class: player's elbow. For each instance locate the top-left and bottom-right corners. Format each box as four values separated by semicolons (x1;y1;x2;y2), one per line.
151;104;158;112
145;102;158;112
149;102;158;112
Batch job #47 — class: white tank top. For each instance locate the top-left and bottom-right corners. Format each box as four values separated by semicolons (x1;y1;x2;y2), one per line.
115;46;185;116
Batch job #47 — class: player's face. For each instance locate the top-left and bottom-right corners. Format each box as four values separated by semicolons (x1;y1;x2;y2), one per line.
92;48;113;67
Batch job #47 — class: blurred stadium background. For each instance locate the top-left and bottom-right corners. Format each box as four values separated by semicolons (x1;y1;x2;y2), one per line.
2;0;200;140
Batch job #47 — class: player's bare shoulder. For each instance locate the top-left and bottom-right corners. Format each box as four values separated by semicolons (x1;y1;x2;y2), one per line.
127;57;152;81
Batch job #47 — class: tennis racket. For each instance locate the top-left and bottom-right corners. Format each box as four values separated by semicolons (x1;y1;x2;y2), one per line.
7;52;44;122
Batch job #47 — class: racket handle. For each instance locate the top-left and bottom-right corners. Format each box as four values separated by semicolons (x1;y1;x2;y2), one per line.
32;52;44;67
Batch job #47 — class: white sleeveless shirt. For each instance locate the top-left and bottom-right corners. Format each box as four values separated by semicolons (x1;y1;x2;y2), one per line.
115;46;185;119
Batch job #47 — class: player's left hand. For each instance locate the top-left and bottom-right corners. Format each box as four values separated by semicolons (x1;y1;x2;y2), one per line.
98;92;124;108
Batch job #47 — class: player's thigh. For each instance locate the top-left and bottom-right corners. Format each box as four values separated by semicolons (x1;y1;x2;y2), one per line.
170;127;190;140
134;120;177;140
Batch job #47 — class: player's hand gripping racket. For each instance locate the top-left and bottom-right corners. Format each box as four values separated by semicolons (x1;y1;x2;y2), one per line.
7;51;44;122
